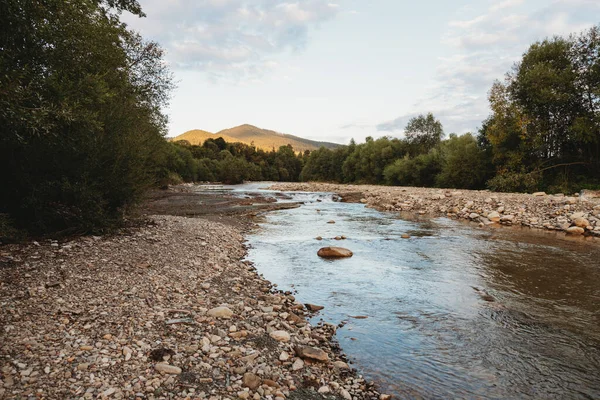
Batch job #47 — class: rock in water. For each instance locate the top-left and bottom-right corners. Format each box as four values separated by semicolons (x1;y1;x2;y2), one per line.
305;303;324;311
207;306;234;319
487;211;500;222
295;346;330;362
317;247;353;258
566;226;585;235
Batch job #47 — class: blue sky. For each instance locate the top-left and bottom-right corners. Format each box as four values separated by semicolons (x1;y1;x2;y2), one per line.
123;0;600;144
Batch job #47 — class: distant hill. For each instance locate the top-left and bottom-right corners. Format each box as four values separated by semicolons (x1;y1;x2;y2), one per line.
171;124;341;153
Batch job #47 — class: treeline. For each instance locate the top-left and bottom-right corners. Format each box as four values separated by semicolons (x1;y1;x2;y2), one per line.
302;25;600;193
165;138;305;185
2;0;598;241
301;116;492;189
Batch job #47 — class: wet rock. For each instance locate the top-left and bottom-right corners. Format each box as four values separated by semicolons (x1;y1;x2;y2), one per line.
487;211;500;222
317;247;353;258
566;226;585;235
305;303;324;312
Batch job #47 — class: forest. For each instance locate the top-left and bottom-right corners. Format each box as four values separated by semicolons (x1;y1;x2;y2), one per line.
1;0;599;238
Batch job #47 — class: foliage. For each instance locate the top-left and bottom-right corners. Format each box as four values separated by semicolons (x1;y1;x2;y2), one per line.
0;0;173;235
436;133;491;189
165;140;307;185
482;25;600;192
404;113;445;155
383;150;442;187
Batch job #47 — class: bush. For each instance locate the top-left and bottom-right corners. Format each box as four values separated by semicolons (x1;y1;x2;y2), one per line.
436;134;491;189
384;150;442;187
487;171;541;193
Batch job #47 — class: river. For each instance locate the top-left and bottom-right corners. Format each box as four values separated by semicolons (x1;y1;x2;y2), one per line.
211;183;600;399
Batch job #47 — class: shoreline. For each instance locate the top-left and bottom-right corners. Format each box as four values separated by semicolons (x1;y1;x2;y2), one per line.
1;201;385;399
269;182;600;241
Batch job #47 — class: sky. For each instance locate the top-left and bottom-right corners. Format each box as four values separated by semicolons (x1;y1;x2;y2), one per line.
122;0;600;144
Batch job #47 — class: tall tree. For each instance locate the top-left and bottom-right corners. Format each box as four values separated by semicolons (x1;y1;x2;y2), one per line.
404;113;444;155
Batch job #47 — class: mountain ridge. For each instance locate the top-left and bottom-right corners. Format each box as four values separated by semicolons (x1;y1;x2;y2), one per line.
171;124;342;152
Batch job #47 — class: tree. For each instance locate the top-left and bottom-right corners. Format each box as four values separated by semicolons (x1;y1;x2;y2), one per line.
436;134;491;189
482;25;600;192
404;113;444;155
0;0;173;235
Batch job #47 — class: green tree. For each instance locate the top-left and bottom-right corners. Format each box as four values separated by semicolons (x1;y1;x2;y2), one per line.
404;113;444;155
436;134;490;189
383;149;442;187
483;25;600;192
0;0;173;235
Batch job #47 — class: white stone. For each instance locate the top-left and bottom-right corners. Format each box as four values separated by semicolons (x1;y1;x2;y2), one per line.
208;306;234;319
269;330;290;342
155;363;182;374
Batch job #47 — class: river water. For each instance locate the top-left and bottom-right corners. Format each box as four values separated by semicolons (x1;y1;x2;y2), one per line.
218;184;600;399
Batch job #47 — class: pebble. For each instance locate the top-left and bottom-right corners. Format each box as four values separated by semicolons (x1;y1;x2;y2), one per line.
154;363;182;375
269;330;291;342
208;306;234;318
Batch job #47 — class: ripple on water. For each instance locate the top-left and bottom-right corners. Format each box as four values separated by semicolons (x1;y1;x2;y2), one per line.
240;185;600;400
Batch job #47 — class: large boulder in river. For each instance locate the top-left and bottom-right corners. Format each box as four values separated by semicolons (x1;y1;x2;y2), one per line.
317;247;353;258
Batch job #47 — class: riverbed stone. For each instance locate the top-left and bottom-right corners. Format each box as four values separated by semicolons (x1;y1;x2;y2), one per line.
242;372;261;390
305;303;324;311
208;306;234;319
317;247;353;258
269;330;290;342
566;226;585;235
487;211;501;222
155;364;182;375
295;346;329;362
573;218;590;228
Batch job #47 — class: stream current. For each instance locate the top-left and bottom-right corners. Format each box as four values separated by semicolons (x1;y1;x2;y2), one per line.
208;183;600;399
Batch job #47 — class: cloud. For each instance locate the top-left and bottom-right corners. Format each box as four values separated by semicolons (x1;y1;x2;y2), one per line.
123;0;341;82
377;0;599;134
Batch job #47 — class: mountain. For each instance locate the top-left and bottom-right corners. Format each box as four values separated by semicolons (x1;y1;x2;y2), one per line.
171;124;342;152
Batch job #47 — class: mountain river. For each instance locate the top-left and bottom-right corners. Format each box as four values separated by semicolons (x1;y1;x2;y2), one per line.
205;183;600;399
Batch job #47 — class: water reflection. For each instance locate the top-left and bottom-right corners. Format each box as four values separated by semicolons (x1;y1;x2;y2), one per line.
241;187;600;399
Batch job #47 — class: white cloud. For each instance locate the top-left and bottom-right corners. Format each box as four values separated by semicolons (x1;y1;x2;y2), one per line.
123;0;341;82
377;0;600;134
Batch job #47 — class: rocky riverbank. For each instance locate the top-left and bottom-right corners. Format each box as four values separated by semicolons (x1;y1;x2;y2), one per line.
0;214;384;399
270;183;600;240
